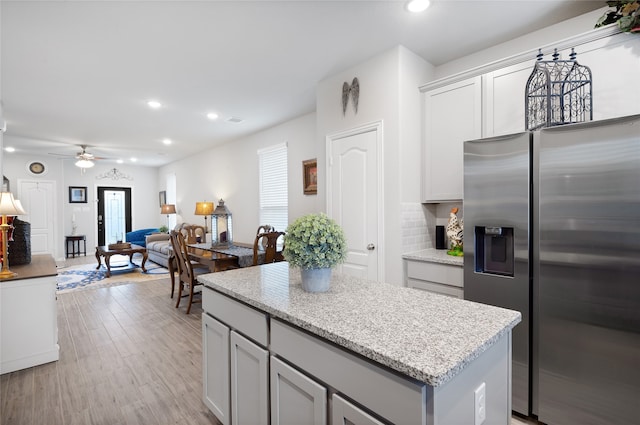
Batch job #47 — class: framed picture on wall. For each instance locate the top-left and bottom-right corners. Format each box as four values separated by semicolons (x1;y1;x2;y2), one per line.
159;191;166;207
303;159;318;195
69;186;87;203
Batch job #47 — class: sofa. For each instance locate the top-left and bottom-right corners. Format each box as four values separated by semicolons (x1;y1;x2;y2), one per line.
125;228;159;247
145;223;206;268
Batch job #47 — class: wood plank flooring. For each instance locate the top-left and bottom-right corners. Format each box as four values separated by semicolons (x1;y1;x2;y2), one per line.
1;255;540;425
1;272;221;425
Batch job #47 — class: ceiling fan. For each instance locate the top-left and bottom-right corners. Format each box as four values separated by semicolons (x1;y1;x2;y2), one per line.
49;145;109;168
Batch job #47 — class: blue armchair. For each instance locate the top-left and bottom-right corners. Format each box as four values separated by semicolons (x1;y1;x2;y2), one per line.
125;228;160;247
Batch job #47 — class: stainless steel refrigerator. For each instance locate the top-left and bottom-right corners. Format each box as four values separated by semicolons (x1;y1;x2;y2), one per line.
463;114;640;424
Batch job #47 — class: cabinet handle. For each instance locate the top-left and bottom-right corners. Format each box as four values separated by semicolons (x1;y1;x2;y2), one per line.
367;244;375;251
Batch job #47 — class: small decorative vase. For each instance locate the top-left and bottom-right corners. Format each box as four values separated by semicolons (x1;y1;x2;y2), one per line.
300;267;332;293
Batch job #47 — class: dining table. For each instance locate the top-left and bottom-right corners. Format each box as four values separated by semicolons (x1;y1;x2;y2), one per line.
168;243;264;293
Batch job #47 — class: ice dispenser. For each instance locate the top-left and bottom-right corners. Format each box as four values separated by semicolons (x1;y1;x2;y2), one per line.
474;226;514;276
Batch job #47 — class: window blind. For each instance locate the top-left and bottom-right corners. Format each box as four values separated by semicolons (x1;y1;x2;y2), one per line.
258;143;288;233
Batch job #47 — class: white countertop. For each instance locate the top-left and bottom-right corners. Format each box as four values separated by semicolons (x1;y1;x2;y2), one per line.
402;248;464;267
199;262;520;387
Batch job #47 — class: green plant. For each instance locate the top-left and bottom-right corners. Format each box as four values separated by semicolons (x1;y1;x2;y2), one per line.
595;1;640;33
283;213;347;269
159;225;169;233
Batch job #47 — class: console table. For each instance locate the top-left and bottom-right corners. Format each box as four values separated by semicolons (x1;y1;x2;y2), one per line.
65;235;86;258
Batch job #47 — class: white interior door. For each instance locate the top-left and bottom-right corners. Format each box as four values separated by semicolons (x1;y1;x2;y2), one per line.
17;179;57;257
328;122;381;281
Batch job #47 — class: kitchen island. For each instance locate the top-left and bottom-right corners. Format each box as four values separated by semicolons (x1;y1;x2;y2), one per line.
199;262;520;425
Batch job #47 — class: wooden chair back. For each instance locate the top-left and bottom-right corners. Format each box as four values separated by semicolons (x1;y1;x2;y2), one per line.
170;230;203;314
256;224;273;235
179;224;206;244
253;231;286;266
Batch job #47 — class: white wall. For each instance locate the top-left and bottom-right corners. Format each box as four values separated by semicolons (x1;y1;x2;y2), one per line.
434;7;607;79
316;46;432;285
2;153;158;260
157;112;318;246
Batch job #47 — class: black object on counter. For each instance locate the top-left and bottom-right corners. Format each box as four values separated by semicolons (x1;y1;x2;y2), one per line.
435;225;446;249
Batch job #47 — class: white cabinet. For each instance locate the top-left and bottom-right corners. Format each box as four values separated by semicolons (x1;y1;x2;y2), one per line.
270;355;327;425
202;314;230;425
422;76;482;202
0;255;59;374
332;394;385;425
483;60;535;137
230;331;269;425
406;260;464;299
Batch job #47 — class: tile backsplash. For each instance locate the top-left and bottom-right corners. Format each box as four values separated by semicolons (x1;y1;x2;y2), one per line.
401;202;463;253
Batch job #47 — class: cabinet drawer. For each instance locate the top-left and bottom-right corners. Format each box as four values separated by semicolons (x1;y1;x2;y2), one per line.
203;288;269;347
271;320;427;425
406;261;463;288
407;278;464;299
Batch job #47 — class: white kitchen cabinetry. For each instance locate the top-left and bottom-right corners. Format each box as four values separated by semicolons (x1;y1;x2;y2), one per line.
231;331;269;425
332;394;386;425
202;288;270;425
0;255;59;374
270;355;327;425
406;260;464;299
483;60;535;137
422;76;482;202
202;314;230;425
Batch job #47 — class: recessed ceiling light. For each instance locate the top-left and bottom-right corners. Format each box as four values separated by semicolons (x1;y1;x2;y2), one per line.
4;147;15;152
227;117;244;123
207;112;219;120
147;100;162;109
130;157;138;162
162;138;172;145
407;0;430;13
117;159;124;164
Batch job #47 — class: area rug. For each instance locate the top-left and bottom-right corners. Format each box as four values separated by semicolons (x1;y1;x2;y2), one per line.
57;256;170;293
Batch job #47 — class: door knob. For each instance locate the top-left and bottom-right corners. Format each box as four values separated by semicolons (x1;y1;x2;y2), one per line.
367;243;375;251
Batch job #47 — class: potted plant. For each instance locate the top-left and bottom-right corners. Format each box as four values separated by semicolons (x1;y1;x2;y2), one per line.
158;225;169;234
283;213;347;292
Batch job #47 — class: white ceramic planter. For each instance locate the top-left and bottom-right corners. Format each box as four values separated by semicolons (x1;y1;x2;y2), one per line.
300;267;332;293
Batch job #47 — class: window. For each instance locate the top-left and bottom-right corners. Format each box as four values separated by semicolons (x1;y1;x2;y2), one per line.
258;143;288;232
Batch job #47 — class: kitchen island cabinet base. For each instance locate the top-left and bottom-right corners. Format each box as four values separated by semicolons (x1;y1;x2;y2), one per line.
203;287;513;425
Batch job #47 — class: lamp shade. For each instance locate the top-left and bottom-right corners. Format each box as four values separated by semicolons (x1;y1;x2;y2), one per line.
194;201;214;216
75;159;95;168
0;192;26;215
161;204;176;215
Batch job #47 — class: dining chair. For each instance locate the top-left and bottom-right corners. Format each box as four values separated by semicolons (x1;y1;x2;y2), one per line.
170;230;209;314
253;231;286;266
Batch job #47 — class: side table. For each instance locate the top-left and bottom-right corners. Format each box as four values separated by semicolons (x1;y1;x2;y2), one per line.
65;235;87;258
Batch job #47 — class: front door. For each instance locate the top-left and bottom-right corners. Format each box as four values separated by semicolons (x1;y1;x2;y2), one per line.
97;187;132;246
327;122;381;281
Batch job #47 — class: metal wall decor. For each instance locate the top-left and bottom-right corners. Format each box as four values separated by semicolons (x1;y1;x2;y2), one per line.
342;77;359;115
525;48;592;131
95;167;133;181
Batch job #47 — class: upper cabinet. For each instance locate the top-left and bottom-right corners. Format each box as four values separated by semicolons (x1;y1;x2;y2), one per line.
421;28;640;203
483;60;535;137
422;76;482;202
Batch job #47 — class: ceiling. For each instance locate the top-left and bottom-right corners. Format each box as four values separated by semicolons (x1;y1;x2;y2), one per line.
1;0;604;167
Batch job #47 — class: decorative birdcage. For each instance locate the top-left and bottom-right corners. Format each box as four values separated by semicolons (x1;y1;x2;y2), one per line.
525;48;592;130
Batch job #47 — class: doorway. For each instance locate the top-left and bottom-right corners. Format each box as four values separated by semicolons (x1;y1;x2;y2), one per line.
97;187;132;246
327;121;383;281
17;179;57;257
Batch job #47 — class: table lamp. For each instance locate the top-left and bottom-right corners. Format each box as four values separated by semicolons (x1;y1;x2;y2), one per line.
0;192;28;279
160;204;176;231
194;201;214;233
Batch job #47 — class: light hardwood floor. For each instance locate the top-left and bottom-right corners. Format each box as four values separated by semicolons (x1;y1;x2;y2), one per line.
1;255;540;425
1;255;221;425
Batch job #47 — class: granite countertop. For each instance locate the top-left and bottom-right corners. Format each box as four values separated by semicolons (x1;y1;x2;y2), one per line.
402;248;464;267
199;262;520;387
